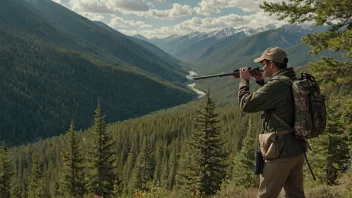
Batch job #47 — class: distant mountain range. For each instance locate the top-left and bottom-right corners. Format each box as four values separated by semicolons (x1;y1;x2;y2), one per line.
135;24;322;62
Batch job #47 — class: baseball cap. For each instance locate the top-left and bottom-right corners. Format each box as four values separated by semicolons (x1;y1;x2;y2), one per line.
254;47;287;64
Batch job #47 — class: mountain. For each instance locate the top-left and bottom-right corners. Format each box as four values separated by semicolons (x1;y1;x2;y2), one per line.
132;33;149;42
24;0;186;83
0;0;195;145
144;25;278;61
193;24;327;70
94;21;182;69
149;34;183;46
186;24;335;107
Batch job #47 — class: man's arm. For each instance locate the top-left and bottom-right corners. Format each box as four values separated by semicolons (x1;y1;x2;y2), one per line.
238;79;288;113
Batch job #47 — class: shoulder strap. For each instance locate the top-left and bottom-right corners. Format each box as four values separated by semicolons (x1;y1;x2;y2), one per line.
272;113;294;133
271;76;295;133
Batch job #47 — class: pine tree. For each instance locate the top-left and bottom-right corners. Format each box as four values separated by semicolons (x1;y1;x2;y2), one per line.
261;0;352;185
176;90;228;196
10;176;22;198
86;102;117;197
124;142;138;195
57;120;86;197
128;137;154;193
0;145;13;198
308;100;351;185
28;154;45;198
231;117;258;188
136;137;154;191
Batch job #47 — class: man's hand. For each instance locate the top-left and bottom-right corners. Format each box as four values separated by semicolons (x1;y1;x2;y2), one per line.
240;67;251;80
253;70;263;81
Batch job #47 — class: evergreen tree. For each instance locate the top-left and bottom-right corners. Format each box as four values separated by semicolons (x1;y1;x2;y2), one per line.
308;100;351;185
0;145;13;198
124;142;138;195
231;118;258;188
86;102;117;197
28;154;45;198
176;91;228;196
261;0;352;185
56;120;86;197
135;137;154;191
10;176;22;198
167;140;178;189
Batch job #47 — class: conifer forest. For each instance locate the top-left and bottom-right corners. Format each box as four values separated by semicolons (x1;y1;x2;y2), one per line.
0;0;351;197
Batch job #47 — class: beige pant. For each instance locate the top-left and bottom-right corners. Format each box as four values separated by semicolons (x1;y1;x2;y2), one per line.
257;154;305;198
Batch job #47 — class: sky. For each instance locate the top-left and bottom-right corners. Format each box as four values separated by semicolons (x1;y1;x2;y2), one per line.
52;0;288;39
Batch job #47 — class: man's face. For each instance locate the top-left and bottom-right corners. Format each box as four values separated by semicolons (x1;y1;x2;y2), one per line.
261;60;272;77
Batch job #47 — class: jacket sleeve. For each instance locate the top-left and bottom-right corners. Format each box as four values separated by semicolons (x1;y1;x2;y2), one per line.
238;79;288;113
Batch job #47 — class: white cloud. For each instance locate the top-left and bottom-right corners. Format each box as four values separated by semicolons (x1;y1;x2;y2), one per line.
139;12;287;38
193;0;284;16
118;29;139;36
68;0;149;13
52;0;61;4
107;0;149;12
136;3;192;20
80;12;105;21
109;16;152;29
68;0;190;20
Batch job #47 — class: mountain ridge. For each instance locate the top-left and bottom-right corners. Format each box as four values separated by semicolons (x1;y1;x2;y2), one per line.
0;0;195;145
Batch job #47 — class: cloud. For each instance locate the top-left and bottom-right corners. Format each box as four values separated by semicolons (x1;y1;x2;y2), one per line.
52;0;61;4
108;0;149;12
138;12;287;38
68;0;149;14
136;3;193;20
118;29;139;36
109;16;152;29
80;12;105;21
68;0;190;20
193;0;284;15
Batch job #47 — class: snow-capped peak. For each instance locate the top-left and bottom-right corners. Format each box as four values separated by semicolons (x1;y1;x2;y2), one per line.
207;27;238;39
280;23;315;32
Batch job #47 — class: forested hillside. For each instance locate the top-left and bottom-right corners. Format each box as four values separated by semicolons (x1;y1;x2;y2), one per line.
24;0;186;83
0;0;195;145
7;100;262;197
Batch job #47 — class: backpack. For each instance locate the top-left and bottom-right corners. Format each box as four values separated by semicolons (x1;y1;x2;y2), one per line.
272;73;327;139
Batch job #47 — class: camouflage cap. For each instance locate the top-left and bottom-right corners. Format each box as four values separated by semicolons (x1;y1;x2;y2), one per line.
254;47;287;64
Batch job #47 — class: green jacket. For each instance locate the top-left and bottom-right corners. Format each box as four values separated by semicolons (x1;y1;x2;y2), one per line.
238;67;306;158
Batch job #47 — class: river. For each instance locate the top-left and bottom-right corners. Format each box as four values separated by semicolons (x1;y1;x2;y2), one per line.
186;71;206;98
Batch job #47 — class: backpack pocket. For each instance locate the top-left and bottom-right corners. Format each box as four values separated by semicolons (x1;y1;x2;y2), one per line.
259;132;279;159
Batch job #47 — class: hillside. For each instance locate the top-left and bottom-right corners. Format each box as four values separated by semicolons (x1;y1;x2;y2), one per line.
24;0;187;83
0;0;195;145
94;21;182;70
7;85;351;197
9;100;262;197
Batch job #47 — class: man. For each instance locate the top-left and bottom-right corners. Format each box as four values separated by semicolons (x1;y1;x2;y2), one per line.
238;47;306;198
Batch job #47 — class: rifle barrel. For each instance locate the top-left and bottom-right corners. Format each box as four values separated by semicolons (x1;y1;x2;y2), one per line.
193;72;236;80
192;67;263;80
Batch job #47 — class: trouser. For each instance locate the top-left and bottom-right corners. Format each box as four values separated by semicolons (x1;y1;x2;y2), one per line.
257;153;305;198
